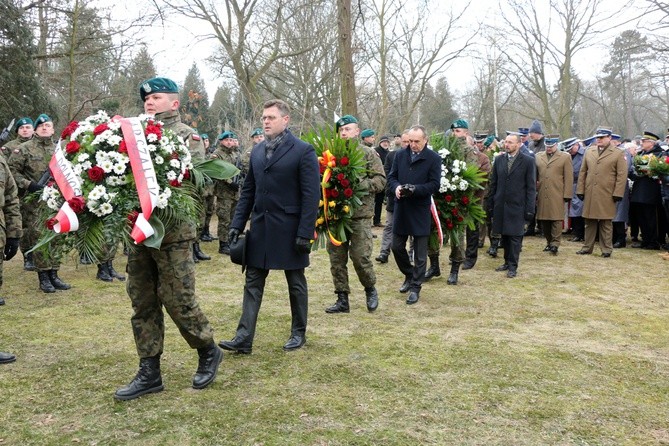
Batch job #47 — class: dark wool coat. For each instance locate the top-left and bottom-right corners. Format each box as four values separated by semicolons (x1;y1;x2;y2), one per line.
487;151;537;236
231;131;320;270
629;144;663;205
387;146;441;237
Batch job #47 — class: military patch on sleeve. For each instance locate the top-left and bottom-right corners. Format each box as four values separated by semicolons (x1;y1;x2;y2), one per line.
192;134;201;141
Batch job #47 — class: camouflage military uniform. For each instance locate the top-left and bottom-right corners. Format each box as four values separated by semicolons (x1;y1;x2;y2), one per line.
327;143;386;293
7;136;59;271
126;109;213;358
1;135;32;159
0;156;22;291
211;145;241;240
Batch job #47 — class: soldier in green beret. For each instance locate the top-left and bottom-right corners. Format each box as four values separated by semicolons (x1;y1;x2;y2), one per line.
250;128;264;146
199;133;217;243
361;128;376;147
1;117;34;159
210;131;242;254
8;114;71;293
325;115;386;314
114;77;223;401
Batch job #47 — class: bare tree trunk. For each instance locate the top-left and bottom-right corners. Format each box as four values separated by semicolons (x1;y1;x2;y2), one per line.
337;0;357;116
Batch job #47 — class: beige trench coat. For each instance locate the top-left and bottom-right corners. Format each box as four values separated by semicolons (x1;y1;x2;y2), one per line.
576;144;627;220
535;150;573;220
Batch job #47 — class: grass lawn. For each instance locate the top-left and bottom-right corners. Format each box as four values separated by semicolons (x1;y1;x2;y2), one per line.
1;229;668;445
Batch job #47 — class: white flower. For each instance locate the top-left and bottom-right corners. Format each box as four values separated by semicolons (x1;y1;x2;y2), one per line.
113;164;126;175
108;120;121;131
99;160;114;173
73;164;83;175
147;133;158;143
77;153;89;162
459;180;469;191
88;185;107;201
106;134;123;146
452;175;460;182
439;148;450;158
147;143;157;152
46;198;60;211
169;159;181;169
81;161;92;170
162;187;172;198
166;171;177;181
98;202;113;215
154;155;164;165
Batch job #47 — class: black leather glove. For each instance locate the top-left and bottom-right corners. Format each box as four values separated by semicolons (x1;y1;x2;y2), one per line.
613;196;622;202
295;237;312;254
577;194;584;201
524;212;534;222
399;184;416;198
228;228;240;245
564;197;571;203
27;182;44;193
3;238;19;261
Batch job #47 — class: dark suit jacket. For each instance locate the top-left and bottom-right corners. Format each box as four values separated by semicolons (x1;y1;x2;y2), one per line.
487;151;537;236
387;146;441;236
232;130;320;270
384;150;398;212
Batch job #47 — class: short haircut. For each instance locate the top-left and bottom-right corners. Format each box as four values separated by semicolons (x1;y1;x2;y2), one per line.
507;134;521;143
264;99;291;116
409;125;427;139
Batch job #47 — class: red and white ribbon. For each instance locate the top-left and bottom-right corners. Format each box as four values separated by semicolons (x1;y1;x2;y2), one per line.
49;141;83;233
430;196;443;246
119;117;158;244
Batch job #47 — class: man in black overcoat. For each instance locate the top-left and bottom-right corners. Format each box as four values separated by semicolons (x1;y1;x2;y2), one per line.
219;99;320;353
387;125;441;304
486;133;537;278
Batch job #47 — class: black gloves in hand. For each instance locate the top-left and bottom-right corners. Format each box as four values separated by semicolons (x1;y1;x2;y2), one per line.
399;184;416;198
4;238;19;261
613;196;622;202
27;182;44;193
294;237;312;254
228;228;240;245
577;194;585;201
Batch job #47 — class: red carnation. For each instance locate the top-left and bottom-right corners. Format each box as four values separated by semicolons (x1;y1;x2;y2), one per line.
68;196;86;213
183;170;190;179
169;179;181;187
665;157;669;164
118;140;128;154
87;166;105;183
340;157;349;166
127;210;139;226
457;216;464;222
330;189;340;198
93;123;109;136
61;121;79;139
447;223;454;230
145;124;163;140
65;140;81;154
45;217;57;230
341;178;350;188
319;165;326;174
451;207;459;216
445;194;453;202
337;173;345;181
343;188;353;198
170;151;179;160
461;196;470;205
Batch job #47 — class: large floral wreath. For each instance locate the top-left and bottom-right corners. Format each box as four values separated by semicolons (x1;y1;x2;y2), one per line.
33;110;237;262
302;130;368;250
429;134;487;248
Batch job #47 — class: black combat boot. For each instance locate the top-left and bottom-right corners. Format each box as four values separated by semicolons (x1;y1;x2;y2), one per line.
364;287;378;312
192;343;223;389
48;270;71;290
96;263;113;282
218;241;230;255
487;238;500;258
38;271;56;293
24;253;36;272
107;261;126;281
325;292;350;313
114;356;163;401
424;255;441;281
447;262;461;285
193;242;211;261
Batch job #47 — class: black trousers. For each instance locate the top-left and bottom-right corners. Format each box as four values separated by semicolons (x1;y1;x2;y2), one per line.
235;266;308;344
501;235;523;272
464;224;479;265
392;233;428;292
634;203;659;247
373;192;384;225
571;216;584;239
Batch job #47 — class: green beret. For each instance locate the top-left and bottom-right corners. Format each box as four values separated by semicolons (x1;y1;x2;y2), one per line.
450;119;469;130
335;115;358;132
34;114;52;128
483;135;496;148
361;129;375;138
15;117;33;131
217;131;235;141
139;77;179;102
251;128;263;137
200;133;209;140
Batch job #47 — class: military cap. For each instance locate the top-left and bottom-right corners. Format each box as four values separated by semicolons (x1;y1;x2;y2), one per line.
545;135;560;146
591;127;613;138
200;133;209;140
378;134;390;143
361;129;375;139
15;117;33;131
217;131;236;141
483;135;496;148
640;131;659;141
139;77;179;102
34;114;52;129
518;127;530;135
450;119;469;130
250;128;263;137
474;132;487;142
560;137;580;149
336;115;358;132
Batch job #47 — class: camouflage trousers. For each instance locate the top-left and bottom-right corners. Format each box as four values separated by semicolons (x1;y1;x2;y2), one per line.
216;188;238;240
428;230;465;263
327;217;376;293
126;240;214;358
20;201;60;271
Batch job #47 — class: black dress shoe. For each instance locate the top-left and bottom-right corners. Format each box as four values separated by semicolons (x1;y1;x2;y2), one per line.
375;254;388;263
365;287;378;312
543;245;551;252
218;337;252;354
601;252;611;258
399;278;411;293
0;351;16;364
613;241;626;248
0;297;4;306
575;250;591;255
549;246;558;255
462;261;475;270
192;344;223;389
506;270;517;278
631;242;643;248
495;264;509;272
283;335;305;351
406;291;419;305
